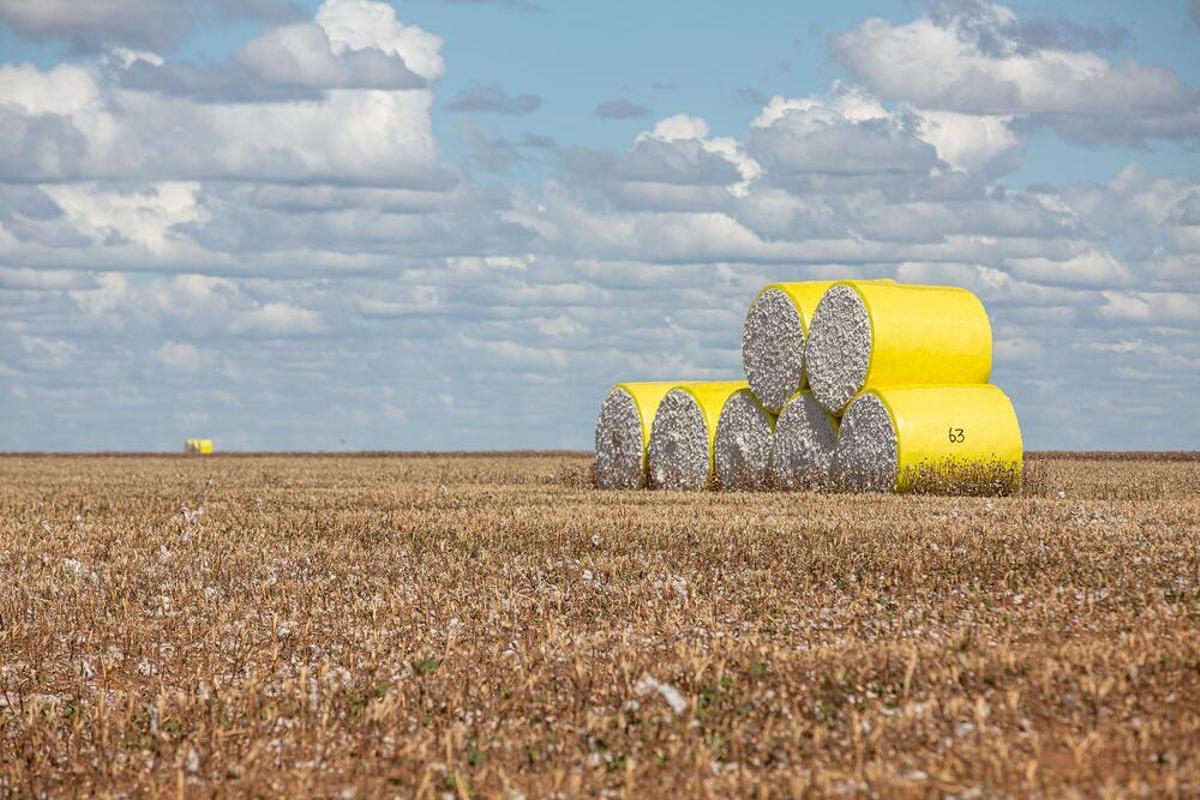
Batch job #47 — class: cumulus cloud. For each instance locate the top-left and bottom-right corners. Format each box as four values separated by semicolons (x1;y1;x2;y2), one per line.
0;0;449;186
1006;251;1131;288
747;84;1019;174
0;0;300;51
831;1;1200;146
1098;291;1200;324
237;22;427;89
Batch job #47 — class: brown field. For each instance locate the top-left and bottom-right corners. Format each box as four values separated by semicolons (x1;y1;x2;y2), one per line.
1;453;1198;798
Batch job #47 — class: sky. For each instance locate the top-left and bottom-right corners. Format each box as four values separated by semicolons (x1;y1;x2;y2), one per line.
0;0;1198;452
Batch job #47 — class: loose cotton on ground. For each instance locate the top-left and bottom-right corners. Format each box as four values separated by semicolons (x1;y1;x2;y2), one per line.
834;384;1022;495
806;281;992;415
770;391;838;490
648;382;748;491
594;382;678;489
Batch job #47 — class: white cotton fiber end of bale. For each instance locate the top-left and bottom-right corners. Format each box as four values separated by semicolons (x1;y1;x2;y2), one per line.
741;288;806;413
832;393;898;492
648;389;711;491
594;387;646;489
713;390;775;491
770;392;838;491
806;284;872;415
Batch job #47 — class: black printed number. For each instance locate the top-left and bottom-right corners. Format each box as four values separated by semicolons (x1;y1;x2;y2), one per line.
948;427;965;444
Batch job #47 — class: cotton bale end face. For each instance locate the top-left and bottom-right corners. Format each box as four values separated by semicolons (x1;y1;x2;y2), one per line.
593;382;678;489
713;388;776;491
770;390;839;491
834;384;1022;495
806;281;992;415
648;381;748;491
741;282;836;413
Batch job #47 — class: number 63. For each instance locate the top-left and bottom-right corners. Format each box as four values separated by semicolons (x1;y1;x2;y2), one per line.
948;427;965;443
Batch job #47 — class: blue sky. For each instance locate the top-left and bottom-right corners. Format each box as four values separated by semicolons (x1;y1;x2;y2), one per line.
0;0;1198;451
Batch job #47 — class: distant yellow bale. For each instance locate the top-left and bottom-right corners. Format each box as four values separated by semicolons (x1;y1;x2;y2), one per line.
806;281;992;415
834;385;1022;494
184;438;213;455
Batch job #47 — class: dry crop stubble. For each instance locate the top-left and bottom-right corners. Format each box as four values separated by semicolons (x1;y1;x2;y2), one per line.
1;453;1198;797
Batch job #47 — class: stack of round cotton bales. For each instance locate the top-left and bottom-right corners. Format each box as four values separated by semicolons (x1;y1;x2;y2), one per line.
594;380;776;491
594;278;1022;495
758;279;1021;494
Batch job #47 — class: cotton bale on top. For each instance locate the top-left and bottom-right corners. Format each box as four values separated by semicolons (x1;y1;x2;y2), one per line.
805;281;992;416
740;281;836;414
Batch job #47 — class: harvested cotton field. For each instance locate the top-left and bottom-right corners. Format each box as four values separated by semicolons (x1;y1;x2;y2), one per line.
2;453;1199;797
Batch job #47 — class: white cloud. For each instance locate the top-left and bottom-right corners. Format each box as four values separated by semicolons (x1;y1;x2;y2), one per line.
237;23;426;89
233;302;326;335
750;84;887;129
831;2;1199;147
0;0;447;185
0;0;298;50
153;340;210;371
315;0;444;81
1098;291;1200;324
634;114;760;194
237;0;444;90
747;91;940;177
911;110;1018;171
1007;251;1131;287
19;335;78;369
833;4;1187;115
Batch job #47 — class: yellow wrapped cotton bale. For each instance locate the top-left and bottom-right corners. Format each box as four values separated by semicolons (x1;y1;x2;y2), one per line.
770;390;839;490
184;438;213;455
833;385;1022;495
713;388;776;491
806;281;992;415
647;381;750;491
594;381;679;489
741;281;836;413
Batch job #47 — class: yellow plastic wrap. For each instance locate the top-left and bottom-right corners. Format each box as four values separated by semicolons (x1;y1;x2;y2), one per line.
848;280;992;394
755;279;895;331
184;438;213;455
876;384;1022;493
674;381;750;470
615;381;680;467
754;281;837;335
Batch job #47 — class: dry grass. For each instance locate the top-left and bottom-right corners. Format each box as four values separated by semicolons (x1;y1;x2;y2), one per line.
1;453;1198;798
